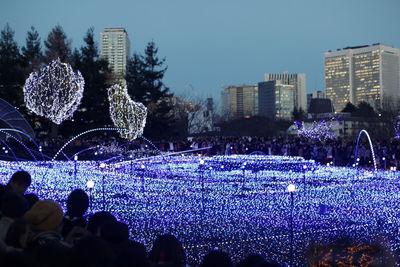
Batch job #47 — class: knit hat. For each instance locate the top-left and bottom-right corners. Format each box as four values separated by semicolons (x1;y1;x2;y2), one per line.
25;200;63;231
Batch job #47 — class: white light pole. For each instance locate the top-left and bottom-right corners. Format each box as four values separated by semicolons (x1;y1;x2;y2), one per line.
100;163;106;210
86;180;95;213
287;184;296;267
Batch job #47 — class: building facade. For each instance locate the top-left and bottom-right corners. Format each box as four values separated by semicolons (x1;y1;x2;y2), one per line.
221;85;258;121
307;90;326;111
258;81;294;120
324;44;400;112
100;28;131;82
264;73;306;112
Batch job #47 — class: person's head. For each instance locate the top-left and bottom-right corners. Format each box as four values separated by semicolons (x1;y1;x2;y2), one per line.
100;220;129;245
8;170;31;194
199;250;232;267
149;234;186;266
86;211;117;236
68;236;115;267
25;200;63;232
1;191;28;218
66;189;89;217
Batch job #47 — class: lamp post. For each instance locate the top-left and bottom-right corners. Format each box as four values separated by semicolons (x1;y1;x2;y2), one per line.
199;159;205;213
130;154;133;176
100;163;106;210
287;184;296;267
74;155;78;179
86;180;95;213
141;164;145;193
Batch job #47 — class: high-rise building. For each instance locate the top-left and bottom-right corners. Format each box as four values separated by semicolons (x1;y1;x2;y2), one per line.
307;90;326;111
221;85;258;121
258;81;294;120
264;73;306;111
324;43;400;112
100;28;131;82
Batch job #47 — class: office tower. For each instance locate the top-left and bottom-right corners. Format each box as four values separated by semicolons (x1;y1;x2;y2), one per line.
258;81;294;119
307;90;326;111
264;73;306;112
324;43;400;112
221;85;258;121
100;28;131;82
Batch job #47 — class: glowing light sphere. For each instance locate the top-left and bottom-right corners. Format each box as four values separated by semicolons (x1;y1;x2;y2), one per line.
287;184;296;192
23;58;85;124
86;180;95;189
107;84;147;140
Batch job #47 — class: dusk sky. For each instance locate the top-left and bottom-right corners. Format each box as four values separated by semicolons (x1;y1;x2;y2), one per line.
1;0;399;105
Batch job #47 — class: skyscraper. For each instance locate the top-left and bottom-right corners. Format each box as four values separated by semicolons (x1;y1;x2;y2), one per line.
264;73;306;112
324;43;400;112
307;90;326;111
221;85;258;121
258;81;294;120
100;28;131;82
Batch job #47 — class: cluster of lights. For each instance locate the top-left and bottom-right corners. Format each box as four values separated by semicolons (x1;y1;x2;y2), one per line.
23;58;85;125
107;84;147;140
0;154;399;265
294;115;342;141
394;115;400;139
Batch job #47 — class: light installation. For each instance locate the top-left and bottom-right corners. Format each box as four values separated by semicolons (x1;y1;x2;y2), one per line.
294;115;342;141
108;84;147;140
354;130;377;171
0;154;398;265
23;58;85;124
394;115;400;139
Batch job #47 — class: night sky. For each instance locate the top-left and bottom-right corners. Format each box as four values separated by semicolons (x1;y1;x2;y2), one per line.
1;0;399;106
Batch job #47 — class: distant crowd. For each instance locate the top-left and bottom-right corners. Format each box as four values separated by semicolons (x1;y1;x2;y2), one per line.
34;135;400;170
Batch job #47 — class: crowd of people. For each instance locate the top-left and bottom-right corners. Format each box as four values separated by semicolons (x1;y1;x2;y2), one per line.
2;131;398;170
33;135;400;170
0;170;396;266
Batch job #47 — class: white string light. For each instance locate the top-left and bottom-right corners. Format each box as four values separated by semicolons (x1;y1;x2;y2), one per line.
107;84;147;140
23;58;85;125
294;115;342;141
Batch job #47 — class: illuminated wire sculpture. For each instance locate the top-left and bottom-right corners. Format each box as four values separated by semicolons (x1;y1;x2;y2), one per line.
294;115;342;141
23;58;85;124
107;84;147;140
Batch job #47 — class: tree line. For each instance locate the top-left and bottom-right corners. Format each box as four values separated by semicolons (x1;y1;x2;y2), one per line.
0;24;177;140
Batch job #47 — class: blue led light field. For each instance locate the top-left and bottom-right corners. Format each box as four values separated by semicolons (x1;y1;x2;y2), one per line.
1;155;399;265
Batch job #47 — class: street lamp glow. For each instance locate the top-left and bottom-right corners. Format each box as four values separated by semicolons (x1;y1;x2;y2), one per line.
287;184;296;192
200;160;204;165
86;180;95;189
100;163;106;169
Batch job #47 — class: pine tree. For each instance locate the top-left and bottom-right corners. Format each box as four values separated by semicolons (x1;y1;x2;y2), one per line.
67;27;111;132
342;102;357;114
21;26;42;73
44;25;72;63
126;41;174;140
0;24;24;107
126;54;146;103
